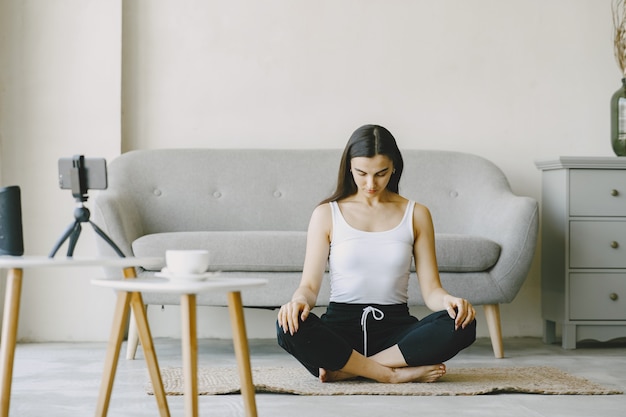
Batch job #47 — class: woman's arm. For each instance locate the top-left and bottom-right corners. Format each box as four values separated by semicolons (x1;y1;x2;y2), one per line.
277;203;332;335
413;203;475;330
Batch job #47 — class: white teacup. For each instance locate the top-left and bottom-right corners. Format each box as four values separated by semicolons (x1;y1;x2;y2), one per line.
165;249;210;276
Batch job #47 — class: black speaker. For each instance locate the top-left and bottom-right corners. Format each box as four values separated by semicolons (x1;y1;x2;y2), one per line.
0;186;24;256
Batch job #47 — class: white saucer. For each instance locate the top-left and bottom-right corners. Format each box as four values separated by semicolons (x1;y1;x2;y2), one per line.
155;268;220;282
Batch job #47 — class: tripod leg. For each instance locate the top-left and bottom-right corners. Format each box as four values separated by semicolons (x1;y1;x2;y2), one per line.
66;223;82;257
48;221;80;258
89;221;126;258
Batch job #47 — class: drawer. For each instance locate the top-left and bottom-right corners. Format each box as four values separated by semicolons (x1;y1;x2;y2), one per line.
570;221;626;268
569;273;626;320
570;169;626;216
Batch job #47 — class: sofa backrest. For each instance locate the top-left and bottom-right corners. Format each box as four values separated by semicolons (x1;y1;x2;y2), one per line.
401;150;512;235
102;148;512;236
105;149;341;233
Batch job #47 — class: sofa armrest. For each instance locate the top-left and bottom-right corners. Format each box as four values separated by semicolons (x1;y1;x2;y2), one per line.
92;191;144;258
475;192;539;302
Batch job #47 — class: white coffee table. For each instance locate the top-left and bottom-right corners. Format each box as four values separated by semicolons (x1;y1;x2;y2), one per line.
91;276;267;417
0;256;163;417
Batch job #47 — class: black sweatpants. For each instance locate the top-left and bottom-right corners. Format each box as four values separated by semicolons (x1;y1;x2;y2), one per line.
276;302;476;377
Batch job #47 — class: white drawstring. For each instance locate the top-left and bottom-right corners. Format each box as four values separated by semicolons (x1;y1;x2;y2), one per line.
360;306;385;357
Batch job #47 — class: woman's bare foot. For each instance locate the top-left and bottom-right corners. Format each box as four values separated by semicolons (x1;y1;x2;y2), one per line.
319;363;446;384
388;364;446;383
319;368;357;382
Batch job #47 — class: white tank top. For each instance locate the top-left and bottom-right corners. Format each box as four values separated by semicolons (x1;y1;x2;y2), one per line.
328;201;415;304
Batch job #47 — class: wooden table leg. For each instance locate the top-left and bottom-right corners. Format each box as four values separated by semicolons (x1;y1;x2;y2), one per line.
96;267;170;417
227;291;257;417
130;291;169;416
124;267;170;417
180;294;198;417
0;268;23;417
95;290;132;417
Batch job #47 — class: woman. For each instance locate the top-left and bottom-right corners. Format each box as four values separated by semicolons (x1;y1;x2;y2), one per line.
276;124;476;384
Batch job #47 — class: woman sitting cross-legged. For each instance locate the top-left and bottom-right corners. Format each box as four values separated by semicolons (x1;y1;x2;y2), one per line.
276;124;476;384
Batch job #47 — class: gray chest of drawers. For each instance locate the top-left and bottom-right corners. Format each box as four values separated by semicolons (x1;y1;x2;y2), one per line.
536;157;626;349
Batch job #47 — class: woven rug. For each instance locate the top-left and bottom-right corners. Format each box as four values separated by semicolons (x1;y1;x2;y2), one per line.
146;366;622;396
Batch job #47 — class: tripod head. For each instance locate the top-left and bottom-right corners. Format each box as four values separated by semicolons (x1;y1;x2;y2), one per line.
70;155;89;202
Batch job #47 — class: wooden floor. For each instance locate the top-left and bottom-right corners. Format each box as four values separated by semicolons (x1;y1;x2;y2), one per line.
7;337;626;417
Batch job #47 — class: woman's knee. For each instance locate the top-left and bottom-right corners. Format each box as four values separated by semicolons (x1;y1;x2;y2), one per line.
443;312;477;347
275;314;320;348
398;314;476;365
438;310;477;344
456;318;477;348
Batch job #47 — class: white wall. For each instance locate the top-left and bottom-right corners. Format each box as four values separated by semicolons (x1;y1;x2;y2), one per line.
0;0;619;342
0;0;122;341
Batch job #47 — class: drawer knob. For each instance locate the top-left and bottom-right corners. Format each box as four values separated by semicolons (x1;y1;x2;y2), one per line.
609;293;619;301
610;241;620;249
611;189;620;197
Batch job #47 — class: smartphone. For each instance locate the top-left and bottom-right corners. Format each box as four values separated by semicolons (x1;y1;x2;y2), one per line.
58;157;108;190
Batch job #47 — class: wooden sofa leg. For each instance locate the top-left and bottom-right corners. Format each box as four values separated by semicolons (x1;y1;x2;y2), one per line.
483;304;504;359
125;308;141;360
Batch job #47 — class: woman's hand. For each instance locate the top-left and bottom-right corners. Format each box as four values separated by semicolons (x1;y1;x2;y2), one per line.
277;298;311;335
443;295;476;330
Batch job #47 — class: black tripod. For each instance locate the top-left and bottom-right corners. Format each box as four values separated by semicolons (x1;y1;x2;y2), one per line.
49;155;125;258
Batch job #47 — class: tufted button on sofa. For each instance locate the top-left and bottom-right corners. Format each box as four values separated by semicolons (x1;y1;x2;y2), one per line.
92;149;538;359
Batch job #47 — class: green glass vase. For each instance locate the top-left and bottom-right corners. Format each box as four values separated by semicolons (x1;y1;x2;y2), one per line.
610;78;626;156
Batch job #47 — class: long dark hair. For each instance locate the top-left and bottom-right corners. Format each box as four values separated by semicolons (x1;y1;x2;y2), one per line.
321;124;404;204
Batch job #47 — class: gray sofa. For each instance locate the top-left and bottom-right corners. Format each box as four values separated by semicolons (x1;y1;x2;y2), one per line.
92;149;538;359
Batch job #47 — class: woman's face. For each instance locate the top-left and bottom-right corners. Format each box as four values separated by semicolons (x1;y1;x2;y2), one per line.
350;155;394;197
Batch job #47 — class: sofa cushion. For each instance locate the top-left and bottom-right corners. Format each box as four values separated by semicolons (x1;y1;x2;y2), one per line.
132;231;500;273
132;231;308;272
431;234;501;272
